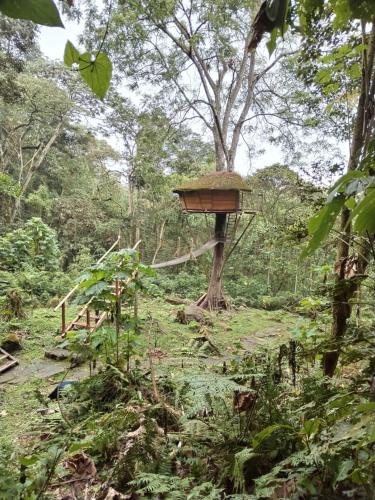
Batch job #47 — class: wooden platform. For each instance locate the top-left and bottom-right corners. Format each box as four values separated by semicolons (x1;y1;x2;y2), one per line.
0;347;18;374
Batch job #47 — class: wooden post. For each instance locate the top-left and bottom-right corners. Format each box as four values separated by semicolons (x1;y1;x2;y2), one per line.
61;303;66;336
115;279;120;365
86;309;90;329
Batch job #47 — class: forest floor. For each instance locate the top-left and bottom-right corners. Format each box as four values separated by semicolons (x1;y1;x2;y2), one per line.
0;298;301;455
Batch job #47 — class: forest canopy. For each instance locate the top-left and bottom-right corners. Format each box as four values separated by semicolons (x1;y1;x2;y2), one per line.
0;1;375;499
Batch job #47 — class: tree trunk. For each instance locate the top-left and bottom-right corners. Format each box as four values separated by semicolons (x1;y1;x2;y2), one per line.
323;239;371;376
323;22;375;376
198;213;227;310
152;219;166;264
213;133;226;171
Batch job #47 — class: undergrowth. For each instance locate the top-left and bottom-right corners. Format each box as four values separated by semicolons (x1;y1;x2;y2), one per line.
1;318;374;499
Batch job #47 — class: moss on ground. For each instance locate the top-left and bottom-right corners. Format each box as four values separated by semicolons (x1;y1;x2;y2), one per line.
0;307;76;361
0;299;300;453
138;298;298;358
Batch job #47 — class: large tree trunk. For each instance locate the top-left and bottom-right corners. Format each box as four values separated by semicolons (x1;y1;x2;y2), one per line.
198;213;227;310
323;21;375;376
323;237;371;376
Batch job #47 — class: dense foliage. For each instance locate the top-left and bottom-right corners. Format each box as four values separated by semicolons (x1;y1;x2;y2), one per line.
0;1;375;499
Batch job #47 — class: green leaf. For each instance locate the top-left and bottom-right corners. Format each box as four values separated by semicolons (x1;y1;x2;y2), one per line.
64;41;80;67
356;402;375;413
336;460;354;483
19;454;39;466
0;0;64;27
345;197;356;210
302;418;320;437
301;196;345;259
68;439;93;453
330;171;366;193
252;424;292;448
85;281;109;296
352;189;375;233
267;28;278;56
266;0;290;29
348;0;375;21
79;51;112;100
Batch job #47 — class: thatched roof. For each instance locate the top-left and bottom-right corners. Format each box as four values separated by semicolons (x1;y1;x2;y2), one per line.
174;171;251;192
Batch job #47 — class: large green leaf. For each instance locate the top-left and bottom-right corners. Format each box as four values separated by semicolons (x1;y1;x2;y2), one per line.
330;171;366;194
79;52;112;100
252;424;293;448
84;281;109;296
334;0;375;27
64;40;80;67
0;0;63;27
352;189;375;233
301;195;345;259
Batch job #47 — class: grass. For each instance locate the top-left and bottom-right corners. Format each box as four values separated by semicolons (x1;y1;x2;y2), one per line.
138;298;298;358
0;298;300;455
0;307;76;361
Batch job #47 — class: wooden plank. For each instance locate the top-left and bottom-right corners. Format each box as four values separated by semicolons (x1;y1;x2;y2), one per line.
0;361;17;374
0;347;18;374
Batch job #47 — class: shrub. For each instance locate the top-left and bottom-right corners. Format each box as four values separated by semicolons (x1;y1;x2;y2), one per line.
0;218;60;271
158;270;207;299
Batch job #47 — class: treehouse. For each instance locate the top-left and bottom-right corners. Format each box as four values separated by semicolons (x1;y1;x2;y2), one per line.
173;171;251;213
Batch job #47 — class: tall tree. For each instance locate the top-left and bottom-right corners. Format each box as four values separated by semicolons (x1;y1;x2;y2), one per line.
323;21;375;376
0;71;72;223
288;2;375;375
82;0;294;308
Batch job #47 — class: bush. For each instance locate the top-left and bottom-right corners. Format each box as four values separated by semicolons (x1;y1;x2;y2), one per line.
158;270;207;299
0;218;60;271
257;292;301;310
0;267;72;307
15;267;72;303
225;277;301;310
225;276;268;307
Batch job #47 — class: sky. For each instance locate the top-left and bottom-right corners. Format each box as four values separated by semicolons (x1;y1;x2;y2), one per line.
38;19;289;177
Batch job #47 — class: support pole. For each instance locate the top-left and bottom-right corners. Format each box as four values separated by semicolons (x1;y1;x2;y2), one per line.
61;303;66;336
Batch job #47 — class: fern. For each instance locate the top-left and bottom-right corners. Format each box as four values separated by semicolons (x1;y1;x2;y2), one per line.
129;473;190;498
232;448;258;492
174;372;244;417
158;453;173;476
187;481;224;499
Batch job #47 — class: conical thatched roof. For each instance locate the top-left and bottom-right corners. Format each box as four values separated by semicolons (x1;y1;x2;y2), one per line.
174;171;251;192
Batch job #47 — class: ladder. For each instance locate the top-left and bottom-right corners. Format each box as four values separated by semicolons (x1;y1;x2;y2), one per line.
0;347;18;374
54;236;121;337
225;213;239;244
62;300;108;339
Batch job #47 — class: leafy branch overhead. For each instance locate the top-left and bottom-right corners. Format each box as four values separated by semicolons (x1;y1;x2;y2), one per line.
302;170;375;258
0;0;112;100
0;0;63;27
249;0;375;55
64;41;112;100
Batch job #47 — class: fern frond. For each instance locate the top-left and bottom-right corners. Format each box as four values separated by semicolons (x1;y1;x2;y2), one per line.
233;448;258;492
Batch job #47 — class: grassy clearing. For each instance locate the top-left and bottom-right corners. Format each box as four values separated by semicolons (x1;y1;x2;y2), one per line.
139;298;299;357
0;299;300;455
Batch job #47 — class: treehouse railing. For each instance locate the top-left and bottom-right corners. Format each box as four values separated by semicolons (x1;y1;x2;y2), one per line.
54;235;121;336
